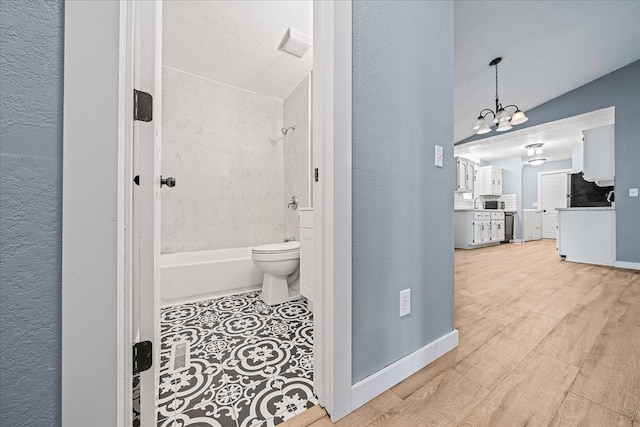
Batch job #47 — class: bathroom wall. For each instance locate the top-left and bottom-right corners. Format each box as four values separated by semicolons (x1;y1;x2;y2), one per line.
283;74;311;241
161;66;285;253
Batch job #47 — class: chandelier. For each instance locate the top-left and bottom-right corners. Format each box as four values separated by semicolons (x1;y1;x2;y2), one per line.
473;57;528;135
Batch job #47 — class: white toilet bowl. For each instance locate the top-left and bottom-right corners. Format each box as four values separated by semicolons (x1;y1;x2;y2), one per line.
251;241;301;305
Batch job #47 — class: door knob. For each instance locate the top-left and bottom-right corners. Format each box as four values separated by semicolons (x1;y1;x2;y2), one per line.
161;176;176;188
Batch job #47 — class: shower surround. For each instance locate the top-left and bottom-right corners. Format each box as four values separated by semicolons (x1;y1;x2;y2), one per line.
162;67;311;254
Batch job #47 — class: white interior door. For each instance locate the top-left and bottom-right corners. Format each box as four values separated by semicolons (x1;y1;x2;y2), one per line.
540;172;568;239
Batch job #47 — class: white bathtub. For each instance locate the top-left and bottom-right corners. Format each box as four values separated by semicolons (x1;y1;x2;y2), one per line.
160;247;263;306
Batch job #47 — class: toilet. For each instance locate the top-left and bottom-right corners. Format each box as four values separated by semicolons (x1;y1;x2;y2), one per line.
251;241;301;305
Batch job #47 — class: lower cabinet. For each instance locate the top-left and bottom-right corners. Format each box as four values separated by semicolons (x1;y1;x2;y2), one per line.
523;210;542;241
298;208;315;302
455;211;505;249
557;208;615;266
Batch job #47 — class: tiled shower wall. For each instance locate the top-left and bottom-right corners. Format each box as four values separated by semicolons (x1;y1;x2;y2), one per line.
283;75;311;241
161;66;285;253
161;67;311;253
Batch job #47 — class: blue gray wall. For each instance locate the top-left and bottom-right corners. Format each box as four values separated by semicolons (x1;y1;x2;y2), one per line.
522;159;572;209
352;1;454;383
0;0;64;425
459;60;640;263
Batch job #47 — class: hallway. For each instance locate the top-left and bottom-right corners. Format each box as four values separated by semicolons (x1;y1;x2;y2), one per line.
285;240;640;426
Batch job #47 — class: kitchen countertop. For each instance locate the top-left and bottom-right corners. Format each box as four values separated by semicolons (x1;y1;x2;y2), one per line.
455;209;516;213
556;207;615;211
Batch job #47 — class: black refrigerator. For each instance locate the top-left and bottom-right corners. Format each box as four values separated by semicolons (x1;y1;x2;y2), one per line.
568;172;614;207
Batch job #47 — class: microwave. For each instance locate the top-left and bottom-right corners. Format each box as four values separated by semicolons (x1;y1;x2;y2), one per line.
484;201;504;210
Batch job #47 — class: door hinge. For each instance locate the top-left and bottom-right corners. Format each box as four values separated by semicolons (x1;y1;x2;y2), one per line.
133;89;153;122
133;341;153;375
314;168;319;182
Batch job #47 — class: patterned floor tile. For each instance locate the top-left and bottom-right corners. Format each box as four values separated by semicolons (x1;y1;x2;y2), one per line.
158;291;315;427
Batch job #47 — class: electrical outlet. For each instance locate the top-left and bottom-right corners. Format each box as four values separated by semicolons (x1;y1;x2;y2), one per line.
400;289;411;317
630;188;639;197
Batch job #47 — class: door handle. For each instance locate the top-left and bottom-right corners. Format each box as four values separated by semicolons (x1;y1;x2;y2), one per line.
161;176;176;188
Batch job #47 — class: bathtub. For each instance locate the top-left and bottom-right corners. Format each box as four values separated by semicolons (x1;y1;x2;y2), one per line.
160;247;263;306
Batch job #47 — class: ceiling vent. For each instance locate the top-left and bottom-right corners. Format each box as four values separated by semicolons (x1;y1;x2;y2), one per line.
278;27;312;58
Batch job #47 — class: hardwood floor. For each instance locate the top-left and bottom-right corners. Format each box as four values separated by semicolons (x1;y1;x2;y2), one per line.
281;240;640;427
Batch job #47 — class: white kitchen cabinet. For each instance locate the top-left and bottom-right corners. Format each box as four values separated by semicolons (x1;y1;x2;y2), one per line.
557;207;615;266
474;166;502;196
582;124;614;184
523;210;542;241
455;210;504;249
491;212;505;242
455;157;475;192
298;208;315;302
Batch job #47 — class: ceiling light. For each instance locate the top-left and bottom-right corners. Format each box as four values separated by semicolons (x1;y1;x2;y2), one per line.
278;28;312;58
524;143;544;156
528;158;546;166
473;57;529;135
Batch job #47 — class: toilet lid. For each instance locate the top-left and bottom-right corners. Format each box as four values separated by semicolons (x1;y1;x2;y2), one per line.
252;241;300;253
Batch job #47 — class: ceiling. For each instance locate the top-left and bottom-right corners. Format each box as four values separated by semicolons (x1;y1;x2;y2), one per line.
454;107;614;164
454;0;640;145
163;1;312;100
162;1;639;146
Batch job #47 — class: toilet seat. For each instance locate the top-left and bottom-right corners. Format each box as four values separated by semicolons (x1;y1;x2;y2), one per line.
252;242;300;262
252;241;300;253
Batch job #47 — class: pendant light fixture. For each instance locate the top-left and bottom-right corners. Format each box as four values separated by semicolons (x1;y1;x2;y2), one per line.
473;57;528;135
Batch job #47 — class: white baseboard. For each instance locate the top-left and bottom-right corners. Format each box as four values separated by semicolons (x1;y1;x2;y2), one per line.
350;329;459;411
614;260;640;270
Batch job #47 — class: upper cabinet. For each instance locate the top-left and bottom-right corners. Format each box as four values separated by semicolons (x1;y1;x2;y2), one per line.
475;165;502;195
455;157;475;192
582;124;614;185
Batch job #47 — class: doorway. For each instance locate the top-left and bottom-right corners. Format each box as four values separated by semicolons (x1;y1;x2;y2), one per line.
62;1;354;425
538;170;569;239
155;2;316;425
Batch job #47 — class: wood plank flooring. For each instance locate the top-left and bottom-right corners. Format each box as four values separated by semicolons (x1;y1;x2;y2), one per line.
281;240;639;427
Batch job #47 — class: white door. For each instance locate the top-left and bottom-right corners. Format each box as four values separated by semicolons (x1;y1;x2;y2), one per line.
540;172;568;239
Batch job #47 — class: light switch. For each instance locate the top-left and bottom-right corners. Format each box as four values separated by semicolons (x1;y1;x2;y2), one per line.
630;188;639;197
435;145;443;168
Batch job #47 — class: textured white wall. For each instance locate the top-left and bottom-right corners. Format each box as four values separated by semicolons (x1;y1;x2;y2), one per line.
283;74;311;241
161;66;285;253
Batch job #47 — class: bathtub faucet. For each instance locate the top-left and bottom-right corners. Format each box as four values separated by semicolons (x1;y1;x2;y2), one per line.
284;237;296;242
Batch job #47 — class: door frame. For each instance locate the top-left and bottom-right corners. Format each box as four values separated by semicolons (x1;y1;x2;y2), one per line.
312;1;353;421
62;1;353;426
537;168;571;239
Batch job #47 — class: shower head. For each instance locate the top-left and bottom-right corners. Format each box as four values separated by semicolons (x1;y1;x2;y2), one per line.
281;126;296;136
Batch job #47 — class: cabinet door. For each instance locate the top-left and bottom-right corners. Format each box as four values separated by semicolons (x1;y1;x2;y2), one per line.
496;220;505;241
466;163;475;191
456;160;465;190
583;125;614;182
482;220;491;242
492;168;502;194
473;220;483;244
299;226;314;300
